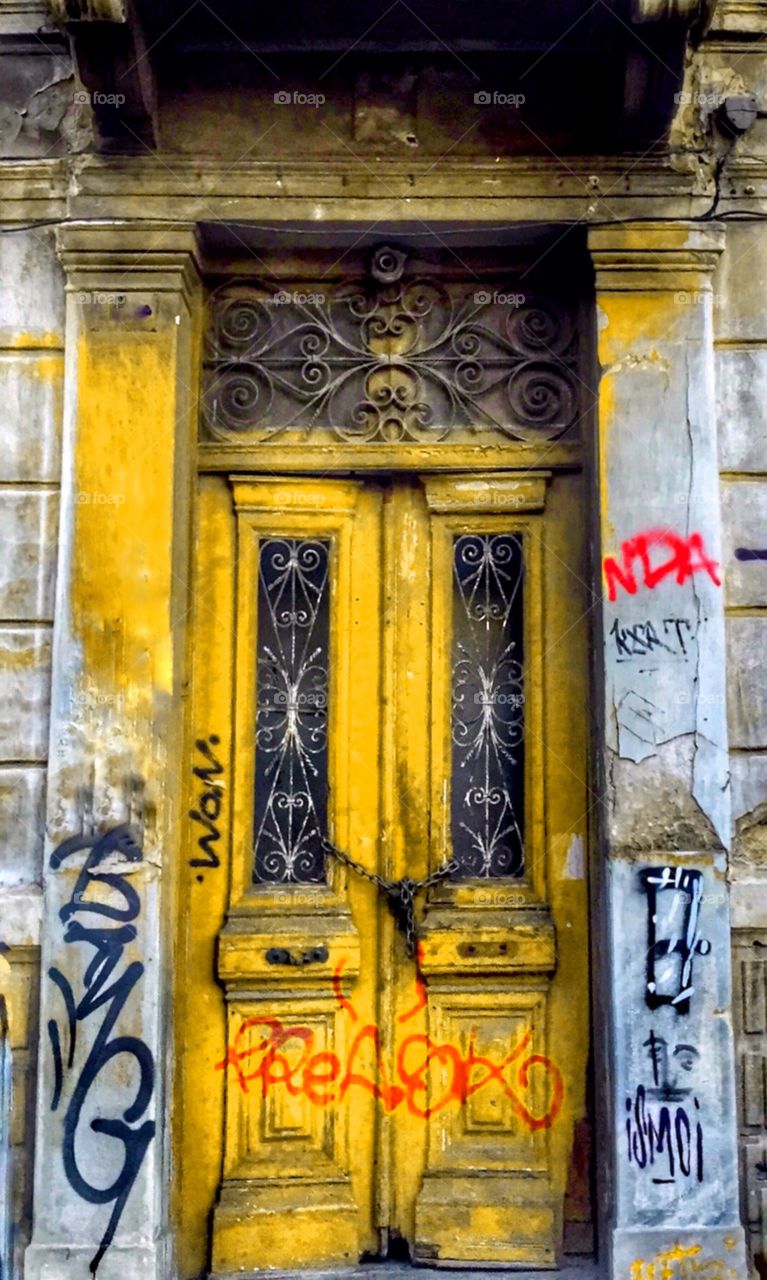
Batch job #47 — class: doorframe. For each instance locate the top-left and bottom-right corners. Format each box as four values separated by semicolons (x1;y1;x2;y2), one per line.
174;234;602;1277
30;220;627;1280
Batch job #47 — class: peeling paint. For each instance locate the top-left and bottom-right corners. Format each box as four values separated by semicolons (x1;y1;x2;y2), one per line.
563;834;585;880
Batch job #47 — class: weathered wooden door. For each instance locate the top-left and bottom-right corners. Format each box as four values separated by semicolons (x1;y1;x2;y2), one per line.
174;251;592;1276
176;466;590;1274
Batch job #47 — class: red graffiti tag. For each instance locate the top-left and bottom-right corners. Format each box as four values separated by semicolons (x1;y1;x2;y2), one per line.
215;961;564;1129
603;529;721;602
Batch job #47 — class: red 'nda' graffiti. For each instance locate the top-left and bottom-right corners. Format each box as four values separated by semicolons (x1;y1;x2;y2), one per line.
215;962;564;1129
603;529;721;603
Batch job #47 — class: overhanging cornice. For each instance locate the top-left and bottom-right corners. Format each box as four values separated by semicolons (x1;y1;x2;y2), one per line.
0;152;720;226
44;0;711;155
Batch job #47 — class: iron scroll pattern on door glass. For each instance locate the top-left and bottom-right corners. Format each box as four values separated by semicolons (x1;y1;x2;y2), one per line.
253;538;330;883
451;534;525;878
202;249;580;444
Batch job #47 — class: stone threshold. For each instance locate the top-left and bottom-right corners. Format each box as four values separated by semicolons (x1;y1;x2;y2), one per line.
213;1261;601;1280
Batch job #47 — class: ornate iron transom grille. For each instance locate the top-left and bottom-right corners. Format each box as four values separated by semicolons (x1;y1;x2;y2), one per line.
253;538;330;884
202;247;579;444
451;533;525;878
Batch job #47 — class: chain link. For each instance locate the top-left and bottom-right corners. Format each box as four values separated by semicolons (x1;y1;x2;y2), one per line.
320;836;459;957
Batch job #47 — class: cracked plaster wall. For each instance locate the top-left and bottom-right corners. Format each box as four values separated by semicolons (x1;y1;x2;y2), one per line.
600;276;730;852
593;217;749;1278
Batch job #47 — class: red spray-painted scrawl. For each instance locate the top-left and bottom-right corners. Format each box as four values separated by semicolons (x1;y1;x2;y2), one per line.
603;529;721;603
215;957;564;1128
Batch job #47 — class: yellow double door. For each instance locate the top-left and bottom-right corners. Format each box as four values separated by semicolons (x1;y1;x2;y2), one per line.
175;469;590;1276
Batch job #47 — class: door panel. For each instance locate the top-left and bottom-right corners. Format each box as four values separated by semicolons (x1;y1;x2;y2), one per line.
175;470;590;1275
386;474;585;1266
214;477;383;1271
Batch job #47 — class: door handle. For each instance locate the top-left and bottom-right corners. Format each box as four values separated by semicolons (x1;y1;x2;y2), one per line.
265;945;329;967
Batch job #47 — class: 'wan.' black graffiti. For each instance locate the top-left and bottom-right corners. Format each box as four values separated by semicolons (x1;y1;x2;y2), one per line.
48;825;155;1276
189;735;224;867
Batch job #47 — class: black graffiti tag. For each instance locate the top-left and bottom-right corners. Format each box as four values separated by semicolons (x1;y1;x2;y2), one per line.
625;1085;704;1185
625;1027;705;1186
610;616;694;662
47;825;155;1276
189;735;224;868
641;865;711;1015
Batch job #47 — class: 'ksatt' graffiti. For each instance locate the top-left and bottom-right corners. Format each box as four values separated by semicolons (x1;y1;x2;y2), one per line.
47;825;155;1276
609;616;694;662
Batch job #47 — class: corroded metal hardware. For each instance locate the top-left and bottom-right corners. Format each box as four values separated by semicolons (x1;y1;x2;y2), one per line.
458;940;519;958
265;945;329;966
321;837;459;957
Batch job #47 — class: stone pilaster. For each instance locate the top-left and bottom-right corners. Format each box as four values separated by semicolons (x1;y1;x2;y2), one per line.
24;223;201;1280
588;222;747;1280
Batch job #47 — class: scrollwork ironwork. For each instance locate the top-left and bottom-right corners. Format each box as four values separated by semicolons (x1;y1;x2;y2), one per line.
253;538;330;884
202;262;579;444
451;534;525;878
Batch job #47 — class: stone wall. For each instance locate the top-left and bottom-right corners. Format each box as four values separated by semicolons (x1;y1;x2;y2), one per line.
0;226;63;1274
716;223;767;1276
